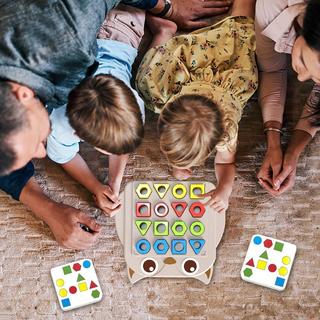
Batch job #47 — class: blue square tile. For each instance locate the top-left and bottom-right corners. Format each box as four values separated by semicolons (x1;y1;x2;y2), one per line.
61;298;71;308
275;277;285;287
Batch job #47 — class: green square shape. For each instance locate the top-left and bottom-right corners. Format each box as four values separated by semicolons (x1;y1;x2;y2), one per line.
274;241;284;252
63;265;72;275
154;221;169;236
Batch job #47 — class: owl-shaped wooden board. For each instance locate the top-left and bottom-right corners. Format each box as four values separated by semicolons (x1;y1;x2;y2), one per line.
115;181;225;284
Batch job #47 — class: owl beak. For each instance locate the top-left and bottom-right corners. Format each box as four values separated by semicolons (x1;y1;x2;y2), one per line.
164;257;176;265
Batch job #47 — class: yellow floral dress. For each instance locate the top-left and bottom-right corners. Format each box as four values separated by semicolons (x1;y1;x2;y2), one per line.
136;16;258;153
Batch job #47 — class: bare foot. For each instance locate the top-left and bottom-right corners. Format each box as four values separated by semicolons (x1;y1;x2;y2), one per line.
172;167;192;180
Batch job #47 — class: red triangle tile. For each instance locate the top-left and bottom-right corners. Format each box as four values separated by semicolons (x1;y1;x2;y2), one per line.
246;258;255;267
90;281;98;289
171;202;188;217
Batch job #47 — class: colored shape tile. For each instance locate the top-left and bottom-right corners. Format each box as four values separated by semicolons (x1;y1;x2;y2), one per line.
69;286;77;294
92;289;100;299
282;256;291;265
268;264;277;273
135;239;151;255
56;279;64;287
190;184;205;199
90;281;98;289
264;239;273;248
243;268;253;277
172;184;187;199
278;266;288;276
260;250;268;260
171;220;187;236
153;239;169;255
189;239;205;255
59;288;68;298
154;183;170;199
62;265;72;275
61;298;71;308
189;221;205;236
135;183;152;199
274;241;284;252
78;282;88;292
171;239;187;255
257;260;267;270
246;258;255;267
171;202;188;217
253;236;262;245
189;202;206;218
275;277;285;287
73;263;81;272
77;274;85;282
135;220;152;236
83;260;91;268
153;221;169;236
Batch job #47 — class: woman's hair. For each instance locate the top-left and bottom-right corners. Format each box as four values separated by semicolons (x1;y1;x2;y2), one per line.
303;0;320;51
67;74;144;154
158;94;224;168
303;0;320;126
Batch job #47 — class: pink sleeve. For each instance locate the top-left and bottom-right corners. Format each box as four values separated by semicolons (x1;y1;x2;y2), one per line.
255;1;288;125
295;84;320;137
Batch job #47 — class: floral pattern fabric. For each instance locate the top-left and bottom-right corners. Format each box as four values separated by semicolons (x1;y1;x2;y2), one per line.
136;16;258;152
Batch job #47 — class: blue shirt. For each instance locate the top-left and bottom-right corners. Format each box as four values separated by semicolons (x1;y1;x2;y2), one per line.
47;39;145;164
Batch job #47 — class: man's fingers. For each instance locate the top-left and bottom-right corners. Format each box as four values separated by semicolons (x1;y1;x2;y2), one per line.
78;213;101;233
104;186;119;203
202;0;232;8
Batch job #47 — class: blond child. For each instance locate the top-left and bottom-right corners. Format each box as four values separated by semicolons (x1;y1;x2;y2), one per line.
136;0;258;214
47;5;145;216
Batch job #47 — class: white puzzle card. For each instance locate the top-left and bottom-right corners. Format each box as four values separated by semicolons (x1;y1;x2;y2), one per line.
241;234;296;291
51;259;103;311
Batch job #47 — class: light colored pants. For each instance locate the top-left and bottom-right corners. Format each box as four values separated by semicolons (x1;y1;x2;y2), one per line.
98;4;146;49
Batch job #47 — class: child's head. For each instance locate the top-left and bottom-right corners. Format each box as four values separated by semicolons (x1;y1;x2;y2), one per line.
158;94;224;169
67;74;144;154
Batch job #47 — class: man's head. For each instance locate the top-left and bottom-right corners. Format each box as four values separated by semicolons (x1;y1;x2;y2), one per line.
292;0;320;84
0;82;50;175
66;74;144;155
158;94;223;169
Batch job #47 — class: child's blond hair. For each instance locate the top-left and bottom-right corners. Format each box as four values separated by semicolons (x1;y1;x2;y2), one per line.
67;74;144;154
158;94;223;168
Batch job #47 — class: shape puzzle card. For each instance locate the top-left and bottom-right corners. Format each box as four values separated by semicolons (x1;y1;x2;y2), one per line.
241;235;296;291
51;259;103;311
115;181;226;284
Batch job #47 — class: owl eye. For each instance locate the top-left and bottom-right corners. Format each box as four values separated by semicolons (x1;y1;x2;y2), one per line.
182;258;199;275
141;258;158;275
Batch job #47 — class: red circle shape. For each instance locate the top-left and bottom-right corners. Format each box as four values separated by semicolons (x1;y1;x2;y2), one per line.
264;239;273;248
69;286;77;294
268;264;277;272
73;263;81;271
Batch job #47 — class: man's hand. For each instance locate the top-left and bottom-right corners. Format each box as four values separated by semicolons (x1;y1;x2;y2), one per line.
202;187;231;214
46;203;101;250
92;184;121;216
170;0;231;30
257;146;283;194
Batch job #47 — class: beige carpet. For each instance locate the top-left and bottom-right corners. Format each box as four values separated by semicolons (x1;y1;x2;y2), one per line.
0;43;319;320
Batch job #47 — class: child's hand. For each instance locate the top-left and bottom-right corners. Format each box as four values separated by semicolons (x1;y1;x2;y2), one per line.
93;184;121;216
202;187;231;214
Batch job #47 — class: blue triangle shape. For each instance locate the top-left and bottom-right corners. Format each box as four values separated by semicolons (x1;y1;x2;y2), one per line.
189;239;205;255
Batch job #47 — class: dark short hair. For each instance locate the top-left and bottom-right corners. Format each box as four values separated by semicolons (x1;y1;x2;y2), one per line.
303;0;320;51
303;0;320;127
66;74;144;154
0;82;28;175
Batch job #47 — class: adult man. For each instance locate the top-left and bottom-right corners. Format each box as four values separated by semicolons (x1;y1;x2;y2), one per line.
0;0;232;249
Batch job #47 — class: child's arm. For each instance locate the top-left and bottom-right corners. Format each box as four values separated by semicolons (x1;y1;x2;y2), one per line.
203;150;236;214
62;154;121;216
107;154;129;197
